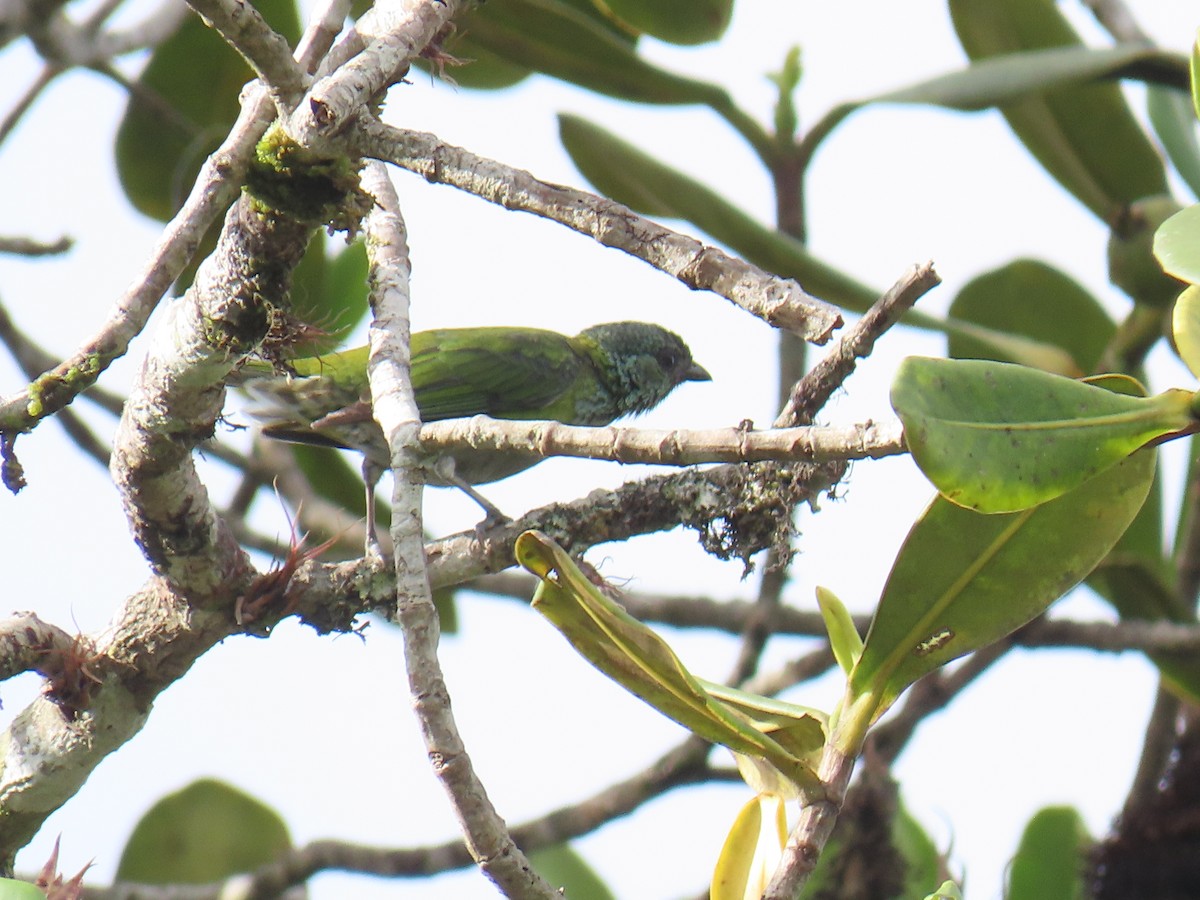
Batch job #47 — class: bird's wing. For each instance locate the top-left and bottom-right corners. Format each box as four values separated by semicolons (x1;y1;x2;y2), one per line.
411;328;584;421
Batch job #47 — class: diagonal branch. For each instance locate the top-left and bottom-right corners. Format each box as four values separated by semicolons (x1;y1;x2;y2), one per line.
355;121;844;344
776;261;941;427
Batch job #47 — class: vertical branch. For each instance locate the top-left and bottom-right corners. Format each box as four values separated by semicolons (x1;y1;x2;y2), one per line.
361;162;557;899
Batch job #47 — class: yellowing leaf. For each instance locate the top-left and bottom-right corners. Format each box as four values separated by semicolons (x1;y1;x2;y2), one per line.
711;794;787;900
1173;285;1200;379
515;531;825;794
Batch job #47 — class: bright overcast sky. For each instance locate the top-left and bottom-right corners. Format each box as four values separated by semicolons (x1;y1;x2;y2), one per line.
0;2;1197;898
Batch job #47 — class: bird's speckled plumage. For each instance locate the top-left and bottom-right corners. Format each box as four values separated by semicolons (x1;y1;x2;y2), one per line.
235;321;709;485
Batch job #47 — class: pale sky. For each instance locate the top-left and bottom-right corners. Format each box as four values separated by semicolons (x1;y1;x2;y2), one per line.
0;3;1196;898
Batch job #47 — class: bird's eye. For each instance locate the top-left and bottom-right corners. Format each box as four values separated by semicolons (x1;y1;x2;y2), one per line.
656;348;680;371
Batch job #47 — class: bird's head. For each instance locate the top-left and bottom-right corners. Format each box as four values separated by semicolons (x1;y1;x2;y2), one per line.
578;322;711;416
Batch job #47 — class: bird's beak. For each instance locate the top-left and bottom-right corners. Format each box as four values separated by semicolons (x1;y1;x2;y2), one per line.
686;362;712;382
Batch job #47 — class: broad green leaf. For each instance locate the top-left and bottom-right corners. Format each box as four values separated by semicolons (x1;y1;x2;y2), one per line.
891;357;1192;512
816;586;863;675
1148;87;1200;201
882;44;1183;111
947;259;1114;374
1088;556;1200;705
0;881;45;899
895;804;943;900
1006;806;1090;900
290;237;370;355
117;778;290;883
558;114;1080;372
1173;285;1200;378
1094;433;1200;704
515;531;822;792
288;443;391;535
842;450;1155;744
1109;195;1187;308
528;844;616;900
1157;206;1200;286
711;794;787;900
601;0;732;46
459;0;726;106
115;0;301;220
415;34;532;89
422;0;635;89
949;0;1169;222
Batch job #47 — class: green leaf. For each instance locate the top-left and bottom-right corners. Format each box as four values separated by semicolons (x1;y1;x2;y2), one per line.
711;794;786;900
1006;806;1090;900
697;680;827;773
423;0;636;90
515;531;824;793
1109;195;1188;308
924;882;964;900
947;259;1114;373
288;443;390;533
1088;555;1200;705
949;0;1170;221
459;0;726;105
115;0;301;220
558;114;1083;373
1173;284;1200;378
601;0;732;46
842;450;1155;746
117;778;291;883
816;586;863;675
881;44;1182;111
1192;31;1200;122
891;357;1192;513
415;35;532;89
528;843;616;900
1148;87;1200;201
768;46;803;143
1156;205;1200;285
290;237;370;355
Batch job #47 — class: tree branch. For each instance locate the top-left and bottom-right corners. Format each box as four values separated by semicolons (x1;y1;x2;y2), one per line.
362;162;557;897
184;0;308;109
355;121;844;345
418;418;904;468
286;0;469;149
776;261;940;427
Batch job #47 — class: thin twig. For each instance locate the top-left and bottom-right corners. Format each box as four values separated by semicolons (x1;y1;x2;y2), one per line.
81;738;718;898
776;261;941;427
0;234;71;256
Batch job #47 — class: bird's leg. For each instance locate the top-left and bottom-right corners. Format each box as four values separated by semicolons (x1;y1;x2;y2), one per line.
362;457;385;560
431;456;510;529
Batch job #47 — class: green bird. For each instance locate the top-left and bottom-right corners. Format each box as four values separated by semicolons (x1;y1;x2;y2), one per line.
235;321;710;525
